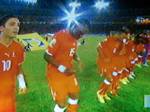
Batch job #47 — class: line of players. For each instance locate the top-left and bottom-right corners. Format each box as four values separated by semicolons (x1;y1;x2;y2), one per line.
96;31;150;103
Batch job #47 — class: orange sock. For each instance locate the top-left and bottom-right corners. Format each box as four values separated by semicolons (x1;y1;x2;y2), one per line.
67;104;79;112
111;78;120;96
99;79;111;95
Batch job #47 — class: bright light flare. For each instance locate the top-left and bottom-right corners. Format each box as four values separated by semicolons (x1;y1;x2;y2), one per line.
69;1;81;9
61;9;83;28
60;1;83;28
94;0;109;11
17;0;37;4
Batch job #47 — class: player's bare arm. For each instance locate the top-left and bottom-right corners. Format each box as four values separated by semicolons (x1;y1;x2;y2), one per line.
73;53;83;71
44;52;75;75
44;52;59;68
73;53;80;62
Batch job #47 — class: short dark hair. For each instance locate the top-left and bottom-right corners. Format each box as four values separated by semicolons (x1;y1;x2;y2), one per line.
0;15;20;26
134;33;149;44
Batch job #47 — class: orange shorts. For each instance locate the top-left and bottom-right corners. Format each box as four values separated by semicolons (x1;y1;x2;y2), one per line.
0;96;16;112
47;68;80;103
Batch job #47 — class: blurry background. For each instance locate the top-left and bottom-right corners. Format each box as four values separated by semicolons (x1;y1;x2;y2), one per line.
0;0;150;34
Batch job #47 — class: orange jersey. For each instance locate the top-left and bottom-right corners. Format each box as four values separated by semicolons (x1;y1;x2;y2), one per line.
0;40;25;111
97;36;123;73
98;36;122;58
125;40;136;54
135;43;145;53
47;30;77;70
121;40;141;69
124;40;144;54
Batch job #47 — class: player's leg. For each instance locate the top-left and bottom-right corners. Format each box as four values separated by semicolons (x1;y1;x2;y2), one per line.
128;66;136;80
111;75;120;96
47;73;68;112
120;69;130;84
97;60;112;103
97;78;111;103
97;68;113;103
67;75;80;112
51;87;67;112
136;55;143;68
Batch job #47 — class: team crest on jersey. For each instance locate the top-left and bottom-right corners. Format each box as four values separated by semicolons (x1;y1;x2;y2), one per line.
4;53;10;57
49;38;56;47
73;42;76;46
12;52;16;57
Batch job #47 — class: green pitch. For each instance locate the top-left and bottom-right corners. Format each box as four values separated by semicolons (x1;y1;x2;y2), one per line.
17;36;150;112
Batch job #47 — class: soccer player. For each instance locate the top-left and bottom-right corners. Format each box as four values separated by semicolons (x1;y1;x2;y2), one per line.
44;20;90;112
0;15;27;112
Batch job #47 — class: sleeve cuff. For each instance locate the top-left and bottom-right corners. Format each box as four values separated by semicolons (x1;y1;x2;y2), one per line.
46;50;53;56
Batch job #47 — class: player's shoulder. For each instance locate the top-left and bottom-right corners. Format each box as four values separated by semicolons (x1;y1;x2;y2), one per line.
107;36;119;42
54;29;69;41
55;29;68;36
48;30;67;46
104;36;119;45
13;39;24;49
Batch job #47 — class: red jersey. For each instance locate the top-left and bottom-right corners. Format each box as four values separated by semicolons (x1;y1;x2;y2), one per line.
0;40;25;111
98;36;122;58
47;30;77;70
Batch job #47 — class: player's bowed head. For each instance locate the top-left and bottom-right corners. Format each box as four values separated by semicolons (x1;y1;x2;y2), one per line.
134;33;149;45
69;19;90;40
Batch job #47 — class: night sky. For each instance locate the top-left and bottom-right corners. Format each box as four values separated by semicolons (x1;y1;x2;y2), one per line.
39;0;150;10
0;0;149;10
113;0;150;9
0;0;149;16
34;0;150;17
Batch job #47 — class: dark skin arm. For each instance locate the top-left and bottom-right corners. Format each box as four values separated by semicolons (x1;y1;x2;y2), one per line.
97;46;101;56
44;52;59;68
73;53;80;62
73;53;84;71
44;52;75;75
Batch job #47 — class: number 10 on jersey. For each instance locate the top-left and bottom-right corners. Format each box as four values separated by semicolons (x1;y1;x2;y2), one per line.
2;60;11;71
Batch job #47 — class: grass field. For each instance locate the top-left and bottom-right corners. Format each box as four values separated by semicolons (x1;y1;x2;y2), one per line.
17;36;150;112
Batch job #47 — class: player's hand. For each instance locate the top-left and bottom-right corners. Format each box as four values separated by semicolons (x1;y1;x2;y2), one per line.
64;68;76;75
18;87;27;95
